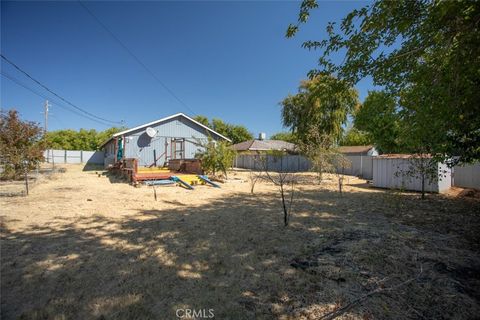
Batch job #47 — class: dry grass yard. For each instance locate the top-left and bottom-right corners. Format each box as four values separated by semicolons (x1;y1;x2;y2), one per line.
1;164;479;319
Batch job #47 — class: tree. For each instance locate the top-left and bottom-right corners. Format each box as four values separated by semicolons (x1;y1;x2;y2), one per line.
339;127;372;147
193;115;253;144
331;152;351;196
193;115;210;127
394;154;442;200
45;127;124;151
394;102;449;199
298;130;336;183
225;125;252;145
297;128;351;189
270;132;297;143
0;110;46;180
254;150;296;227
353;91;401;153
287;0;480;163
96;127;125;147
281;75;359;145
215;140;236;178
195;137;236;178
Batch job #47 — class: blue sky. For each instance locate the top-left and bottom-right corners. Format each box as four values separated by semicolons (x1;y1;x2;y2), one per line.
1;1;373;137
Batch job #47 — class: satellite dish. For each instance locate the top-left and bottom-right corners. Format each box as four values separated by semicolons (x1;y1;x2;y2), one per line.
146;127;156;138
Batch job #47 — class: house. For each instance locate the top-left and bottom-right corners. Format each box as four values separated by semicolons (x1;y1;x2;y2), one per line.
232;135;297;154
338;145;378;156
100;113;231;168
232;135;307;171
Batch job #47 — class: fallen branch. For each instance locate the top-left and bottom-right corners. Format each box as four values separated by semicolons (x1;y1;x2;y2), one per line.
319;269;423;320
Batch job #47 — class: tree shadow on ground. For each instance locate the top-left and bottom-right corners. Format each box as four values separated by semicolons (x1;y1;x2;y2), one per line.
82;164;105;172
1;188;480;319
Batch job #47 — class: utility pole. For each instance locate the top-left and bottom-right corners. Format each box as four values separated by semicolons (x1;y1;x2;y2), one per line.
44;100;49;133
43;100;51;164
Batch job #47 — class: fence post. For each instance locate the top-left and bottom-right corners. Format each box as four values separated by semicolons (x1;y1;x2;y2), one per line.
360;155;363;178
64;150;67;164
80;150;83;163
24;163;29;195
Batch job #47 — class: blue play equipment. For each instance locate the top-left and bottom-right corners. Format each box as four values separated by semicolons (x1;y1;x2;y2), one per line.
198;175;221;188
171;176;195;190
144;180;176;186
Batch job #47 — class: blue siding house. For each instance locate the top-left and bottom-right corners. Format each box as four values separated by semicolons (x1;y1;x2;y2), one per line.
100;113;230;168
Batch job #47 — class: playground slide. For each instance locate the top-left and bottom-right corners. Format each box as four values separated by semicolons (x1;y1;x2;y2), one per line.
171;176;195;190
198;175;221;188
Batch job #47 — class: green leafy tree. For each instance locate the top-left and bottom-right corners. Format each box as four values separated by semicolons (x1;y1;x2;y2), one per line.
353;91;401;153
225;125;252;145
46;127;124;151
45;129;76;150
193;116;253;144
394;154;442;200
281;75;359;145
0;110;46;180
287;0;480;163
270;132;297;143
196;137;236;178
215;140;236;178
395;101;449;199
297;128;351;189
96;127;126;147
193;115;210;127
211;118;230;138
339;127;372;147
298;130;336;184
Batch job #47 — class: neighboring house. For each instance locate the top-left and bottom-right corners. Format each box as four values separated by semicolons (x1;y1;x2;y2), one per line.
338;145;379;156
232;136;297;154
232;136;306;171
100;113;230;168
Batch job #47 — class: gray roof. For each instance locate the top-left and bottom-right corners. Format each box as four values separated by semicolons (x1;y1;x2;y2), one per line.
232;139;297;152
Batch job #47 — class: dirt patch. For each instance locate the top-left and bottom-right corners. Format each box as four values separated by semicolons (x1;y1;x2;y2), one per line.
1;164;479;319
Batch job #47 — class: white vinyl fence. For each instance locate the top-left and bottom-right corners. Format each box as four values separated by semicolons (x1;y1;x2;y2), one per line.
234;154;374;178
44;149;104;165
453;163;480;189
342;155;374;180
234;154;311;172
234;154;479;190
372;157;452;193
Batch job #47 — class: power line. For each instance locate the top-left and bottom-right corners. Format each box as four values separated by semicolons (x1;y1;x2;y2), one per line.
0;53;124;125
78;1;197;116
1;71;114;127
1;71;113;127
